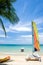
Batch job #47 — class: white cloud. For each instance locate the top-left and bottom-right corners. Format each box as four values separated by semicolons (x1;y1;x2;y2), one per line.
13;35;32;44
1;17;43;33
18;33;43;44
39;33;43;38
0;34;9;38
16;38;32;44
0;35;5;37
5;21;31;33
38;33;43;44
21;35;32;38
4;17;43;33
8;17;43;33
33;17;43;24
10;26;31;32
32;17;43;32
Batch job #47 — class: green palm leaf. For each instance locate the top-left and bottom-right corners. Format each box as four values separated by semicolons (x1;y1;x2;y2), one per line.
0;0;19;36
0;19;6;36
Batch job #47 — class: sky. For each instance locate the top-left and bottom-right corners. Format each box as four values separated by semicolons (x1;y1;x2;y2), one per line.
0;0;43;44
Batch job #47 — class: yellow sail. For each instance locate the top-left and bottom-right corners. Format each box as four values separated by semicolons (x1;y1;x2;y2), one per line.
32;21;40;51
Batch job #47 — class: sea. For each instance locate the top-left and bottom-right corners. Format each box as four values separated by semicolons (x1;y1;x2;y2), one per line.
0;44;43;55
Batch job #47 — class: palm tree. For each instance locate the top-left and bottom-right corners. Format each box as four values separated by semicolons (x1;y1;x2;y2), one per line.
0;0;19;36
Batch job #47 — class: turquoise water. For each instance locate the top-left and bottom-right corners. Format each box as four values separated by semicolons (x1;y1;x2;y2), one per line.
0;44;43;54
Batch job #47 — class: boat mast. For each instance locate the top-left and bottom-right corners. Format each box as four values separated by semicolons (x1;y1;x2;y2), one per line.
32;21;34;52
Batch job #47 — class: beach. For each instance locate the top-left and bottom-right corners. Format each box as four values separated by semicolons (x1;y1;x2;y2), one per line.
0;45;43;65
0;52;43;65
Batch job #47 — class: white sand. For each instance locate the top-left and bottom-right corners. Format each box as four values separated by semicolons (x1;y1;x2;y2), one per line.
0;53;43;65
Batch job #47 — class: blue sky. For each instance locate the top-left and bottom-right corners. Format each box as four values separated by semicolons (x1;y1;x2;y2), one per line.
0;0;43;44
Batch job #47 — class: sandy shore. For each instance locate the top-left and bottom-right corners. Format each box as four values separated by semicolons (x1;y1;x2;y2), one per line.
0;53;43;65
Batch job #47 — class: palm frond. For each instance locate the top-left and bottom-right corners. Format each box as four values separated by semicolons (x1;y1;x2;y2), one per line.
0;0;19;24
10;0;16;2
0;19;6;36
0;6;19;24
0;0;19;36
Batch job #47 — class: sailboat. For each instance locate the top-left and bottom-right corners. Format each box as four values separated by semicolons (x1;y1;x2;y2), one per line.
32;21;40;52
26;21;41;61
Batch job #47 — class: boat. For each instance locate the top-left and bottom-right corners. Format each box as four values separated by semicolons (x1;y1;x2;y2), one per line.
26;21;41;61
32;21;40;52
